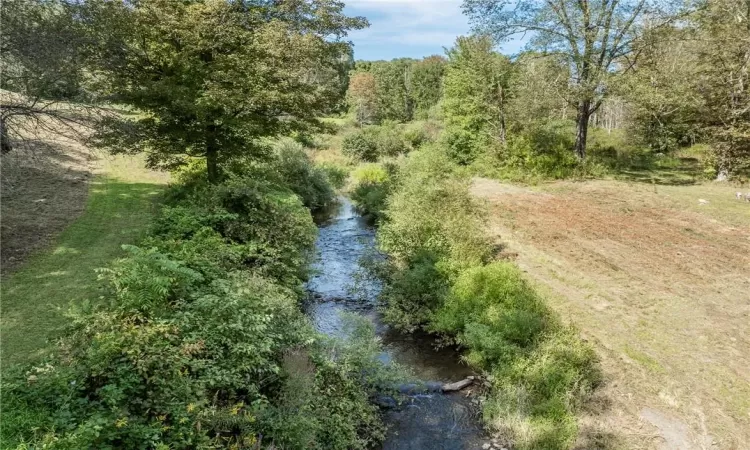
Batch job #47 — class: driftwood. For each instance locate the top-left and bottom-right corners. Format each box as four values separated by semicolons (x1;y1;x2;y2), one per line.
441;377;473;392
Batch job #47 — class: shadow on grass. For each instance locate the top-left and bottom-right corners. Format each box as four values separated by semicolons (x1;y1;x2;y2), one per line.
0;177;166;366
609;157;705;186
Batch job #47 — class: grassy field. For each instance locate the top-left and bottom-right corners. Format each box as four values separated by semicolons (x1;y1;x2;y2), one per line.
1;154;168;366
472;177;750;450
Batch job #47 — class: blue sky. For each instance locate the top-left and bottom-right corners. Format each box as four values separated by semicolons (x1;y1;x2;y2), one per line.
342;0;527;61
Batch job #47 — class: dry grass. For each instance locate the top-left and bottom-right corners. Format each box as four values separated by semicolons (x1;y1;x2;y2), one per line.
471;178;750;450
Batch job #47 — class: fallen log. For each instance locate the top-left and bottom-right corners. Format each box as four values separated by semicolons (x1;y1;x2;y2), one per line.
442;377;473;392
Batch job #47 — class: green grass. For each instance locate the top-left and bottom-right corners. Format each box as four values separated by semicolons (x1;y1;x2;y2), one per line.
1;173;167;366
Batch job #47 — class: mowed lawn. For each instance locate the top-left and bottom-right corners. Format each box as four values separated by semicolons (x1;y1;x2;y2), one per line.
1;156;168;365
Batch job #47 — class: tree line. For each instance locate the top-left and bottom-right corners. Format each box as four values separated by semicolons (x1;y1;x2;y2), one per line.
345;0;749;178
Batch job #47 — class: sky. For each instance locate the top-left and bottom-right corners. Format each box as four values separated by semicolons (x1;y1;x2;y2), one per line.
342;0;528;61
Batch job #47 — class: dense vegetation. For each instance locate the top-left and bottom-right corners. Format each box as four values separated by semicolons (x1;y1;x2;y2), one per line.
1;150;401;449
340;0;749;182
2;0;748;449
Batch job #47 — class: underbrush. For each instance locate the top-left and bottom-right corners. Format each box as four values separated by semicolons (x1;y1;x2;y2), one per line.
1;153;395;449
368;144;602;449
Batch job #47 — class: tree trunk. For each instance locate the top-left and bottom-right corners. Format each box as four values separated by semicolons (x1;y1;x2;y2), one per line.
574;100;591;159
0;117;12;154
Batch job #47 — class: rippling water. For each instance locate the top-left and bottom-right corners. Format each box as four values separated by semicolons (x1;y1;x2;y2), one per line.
305;198;486;450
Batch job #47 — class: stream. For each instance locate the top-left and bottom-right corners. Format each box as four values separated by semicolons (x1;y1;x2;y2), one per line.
305;197;487;450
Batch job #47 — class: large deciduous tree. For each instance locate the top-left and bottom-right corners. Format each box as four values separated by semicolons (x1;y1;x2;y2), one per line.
463;0;691;159
347;71;379;125
83;0;367;182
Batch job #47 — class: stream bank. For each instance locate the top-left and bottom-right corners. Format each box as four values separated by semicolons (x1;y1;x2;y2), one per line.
306;197;487;449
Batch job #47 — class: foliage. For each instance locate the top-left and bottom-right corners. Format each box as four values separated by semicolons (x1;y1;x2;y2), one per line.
0;0;96;153
371;59;415;122
153;175;317;289
349;163;392;222
82;0;367;181
373;122;408;157
348;72;379;125
409;56;447;119
463;0;693;159
372;146;491;330
316;162;350;190
442;36;513;164
342;129;379;162
2;161;395;449
270;138;336;211
432;263;601;450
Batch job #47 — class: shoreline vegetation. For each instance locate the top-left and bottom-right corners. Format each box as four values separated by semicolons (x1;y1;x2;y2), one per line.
2;0;748;448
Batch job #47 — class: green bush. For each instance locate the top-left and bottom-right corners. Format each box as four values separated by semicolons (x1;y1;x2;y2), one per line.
429;262;600;450
316;162;349;190
378;147;490;275
342;129;378;162
349;163;392;223
270;138;336;211
2;168;396;449
373;123;408;157
154;176;317;289
431;263;550;365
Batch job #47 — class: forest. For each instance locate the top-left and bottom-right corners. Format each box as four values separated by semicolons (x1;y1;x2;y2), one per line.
0;1;748;450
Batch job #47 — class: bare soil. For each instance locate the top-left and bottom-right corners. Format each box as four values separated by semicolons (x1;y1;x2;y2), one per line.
472;178;750;450
1;138;97;277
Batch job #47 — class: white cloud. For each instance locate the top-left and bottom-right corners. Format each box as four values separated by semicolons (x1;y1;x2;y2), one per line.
344;0;470;59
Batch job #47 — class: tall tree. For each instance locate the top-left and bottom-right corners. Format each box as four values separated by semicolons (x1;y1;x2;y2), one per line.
694;0;750;178
442;35;513;164
82;0;367;182
370;58;415;122
347;71;379;124
463;0;692;159
409;55;446;119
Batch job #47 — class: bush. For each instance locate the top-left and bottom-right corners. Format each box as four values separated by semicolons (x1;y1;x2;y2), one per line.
342;129;378;162
349;163;392;223
378;147;490;274
154;176;317;289
373;123;408;157
316;162;349;190
271;138;336;211
429;263;600;450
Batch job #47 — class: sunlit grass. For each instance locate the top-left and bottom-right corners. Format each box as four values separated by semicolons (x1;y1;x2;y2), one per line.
0;157;168;365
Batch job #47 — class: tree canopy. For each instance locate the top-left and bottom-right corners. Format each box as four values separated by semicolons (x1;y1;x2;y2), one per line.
84;0;367;182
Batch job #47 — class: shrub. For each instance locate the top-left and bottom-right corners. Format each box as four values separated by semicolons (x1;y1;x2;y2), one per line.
349;163;392;222
431;263;550;365
270;138;336;211
378;147;490;275
317;162;349;190
429;262;600;450
342;129;378;162
154;176;317;288
373;123;408;157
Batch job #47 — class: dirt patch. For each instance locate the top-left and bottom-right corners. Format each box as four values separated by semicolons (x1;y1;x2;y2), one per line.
1;137;99;277
472;178;750;450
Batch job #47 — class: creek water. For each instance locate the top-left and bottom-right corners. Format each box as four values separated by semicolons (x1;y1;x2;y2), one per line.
305;197;487;450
